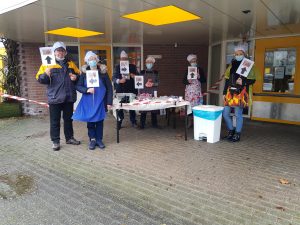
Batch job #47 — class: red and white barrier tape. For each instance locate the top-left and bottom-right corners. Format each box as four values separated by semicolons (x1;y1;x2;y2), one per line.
202;74;224;96
0;93;49;108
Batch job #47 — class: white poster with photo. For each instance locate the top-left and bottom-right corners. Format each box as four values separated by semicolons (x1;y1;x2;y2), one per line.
236;58;254;77
120;60;129;74
187;66;197;79
134;76;144;89
86;70;100;88
39;47;56;66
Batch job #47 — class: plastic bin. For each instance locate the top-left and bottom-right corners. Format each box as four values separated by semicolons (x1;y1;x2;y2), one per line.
192;105;224;143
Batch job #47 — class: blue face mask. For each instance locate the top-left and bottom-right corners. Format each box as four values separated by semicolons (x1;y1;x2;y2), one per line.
146;63;153;70
88;60;97;68
235;55;244;61
191;63;197;67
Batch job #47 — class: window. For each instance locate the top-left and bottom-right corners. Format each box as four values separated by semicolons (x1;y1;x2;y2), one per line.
263;48;296;93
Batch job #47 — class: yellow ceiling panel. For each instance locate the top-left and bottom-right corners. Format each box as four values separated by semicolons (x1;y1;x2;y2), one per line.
122;5;201;26
46;27;103;38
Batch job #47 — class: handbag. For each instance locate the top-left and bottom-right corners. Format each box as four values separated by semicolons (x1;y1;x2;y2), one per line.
224;86;249;108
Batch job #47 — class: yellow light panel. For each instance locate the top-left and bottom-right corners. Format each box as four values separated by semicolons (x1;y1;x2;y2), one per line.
46;27;103;38
122;5;201;26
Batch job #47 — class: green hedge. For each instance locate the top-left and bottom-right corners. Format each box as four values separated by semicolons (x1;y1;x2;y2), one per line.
0;102;22;118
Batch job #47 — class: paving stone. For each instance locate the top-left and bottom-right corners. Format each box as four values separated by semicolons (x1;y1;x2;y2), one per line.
0;116;299;225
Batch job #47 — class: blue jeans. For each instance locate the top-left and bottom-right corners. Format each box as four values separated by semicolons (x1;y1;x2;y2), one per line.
223;106;243;133
87;120;104;142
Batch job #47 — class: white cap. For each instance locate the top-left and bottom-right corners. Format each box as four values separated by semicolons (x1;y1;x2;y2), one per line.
234;43;248;53
120;50;128;58
84;51;99;63
52;41;66;51
187;54;197;62
146;56;155;63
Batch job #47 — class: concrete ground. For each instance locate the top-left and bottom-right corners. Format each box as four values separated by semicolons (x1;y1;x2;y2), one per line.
0;114;299;225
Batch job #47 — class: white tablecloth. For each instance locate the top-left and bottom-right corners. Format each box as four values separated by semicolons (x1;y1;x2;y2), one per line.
112;98;192;119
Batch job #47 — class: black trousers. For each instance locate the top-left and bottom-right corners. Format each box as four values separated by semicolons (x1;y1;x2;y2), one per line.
49;102;74;143
140;112;158;127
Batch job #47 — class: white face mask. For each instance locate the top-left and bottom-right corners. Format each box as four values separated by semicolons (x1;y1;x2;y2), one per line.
55;56;65;61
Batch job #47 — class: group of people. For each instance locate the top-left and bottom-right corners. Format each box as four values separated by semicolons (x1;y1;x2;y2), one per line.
112;51;160;129
36;41;257;151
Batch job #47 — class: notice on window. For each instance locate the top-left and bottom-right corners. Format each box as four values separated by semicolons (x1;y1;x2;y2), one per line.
39;47;56;66
120;60;129;74
134;75;144;89
236;58;254;77
187;66;197;79
86;70;99;88
274;67;285;79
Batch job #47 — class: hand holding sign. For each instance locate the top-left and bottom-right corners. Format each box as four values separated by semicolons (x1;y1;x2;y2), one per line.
45;68;51;76
236;77;242;85
87;88;95;94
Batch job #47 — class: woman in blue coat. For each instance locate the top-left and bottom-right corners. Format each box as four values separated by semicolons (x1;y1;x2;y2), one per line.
73;51;113;150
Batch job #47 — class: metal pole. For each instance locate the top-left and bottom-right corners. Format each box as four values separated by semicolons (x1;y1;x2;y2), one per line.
116;109;120;143
185;105;188;141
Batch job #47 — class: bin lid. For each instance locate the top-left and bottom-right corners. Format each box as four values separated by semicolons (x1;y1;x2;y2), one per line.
192;105;224;112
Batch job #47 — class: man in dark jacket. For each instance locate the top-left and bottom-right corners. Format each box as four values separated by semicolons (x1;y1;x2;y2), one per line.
112;50;138;129
36;41;81;150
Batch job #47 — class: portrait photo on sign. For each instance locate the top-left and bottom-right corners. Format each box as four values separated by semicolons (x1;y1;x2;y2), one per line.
86;70;100;88
42;49;52;55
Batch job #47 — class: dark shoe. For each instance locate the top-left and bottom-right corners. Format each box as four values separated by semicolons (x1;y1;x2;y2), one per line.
52;142;60;151
66;137;81;145
97;140;105;149
89;139;96;150
232;133;241;142
131;122;138;128
223;129;235;140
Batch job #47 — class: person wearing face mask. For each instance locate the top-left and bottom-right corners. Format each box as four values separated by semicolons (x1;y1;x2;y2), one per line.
138;56;160;129
36;41;81;151
222;43;259;142
112;50;138;129
183;54;207;127
72;51;113;150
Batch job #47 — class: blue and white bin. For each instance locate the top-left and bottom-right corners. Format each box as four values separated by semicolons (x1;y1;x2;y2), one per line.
192;105;224;143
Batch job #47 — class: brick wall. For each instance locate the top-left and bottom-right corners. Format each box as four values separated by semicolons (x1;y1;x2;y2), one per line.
18;42;48;115
144;44;208;97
